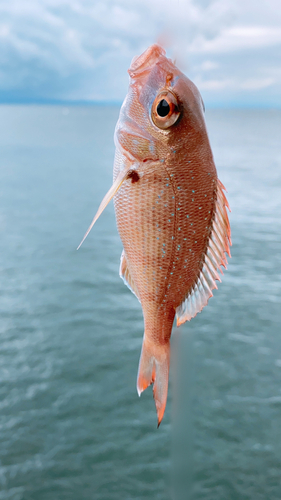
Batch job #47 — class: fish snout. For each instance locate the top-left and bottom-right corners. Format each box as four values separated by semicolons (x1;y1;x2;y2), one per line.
128;44;166;78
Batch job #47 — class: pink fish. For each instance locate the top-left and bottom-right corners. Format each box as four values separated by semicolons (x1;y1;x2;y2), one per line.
78;44;231;426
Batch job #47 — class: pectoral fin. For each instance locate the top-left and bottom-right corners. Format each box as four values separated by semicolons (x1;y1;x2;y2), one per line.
77;165;132;249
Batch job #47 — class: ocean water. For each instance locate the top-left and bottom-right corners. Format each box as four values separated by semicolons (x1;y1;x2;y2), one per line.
0;105;280;500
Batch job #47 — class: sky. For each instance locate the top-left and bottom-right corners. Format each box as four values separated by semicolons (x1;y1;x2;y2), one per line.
0;0;281;107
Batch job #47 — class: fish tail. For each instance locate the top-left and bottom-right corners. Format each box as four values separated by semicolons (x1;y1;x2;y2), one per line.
137;336;170;427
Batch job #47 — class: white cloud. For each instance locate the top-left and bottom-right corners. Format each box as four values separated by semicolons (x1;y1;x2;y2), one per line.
198;78;234;91
0;0;280;105
191;26;281;53
240;78;276;90
200;61;220;71
198;76;276;92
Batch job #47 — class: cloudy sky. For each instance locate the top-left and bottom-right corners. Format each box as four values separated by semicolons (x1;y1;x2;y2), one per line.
0;0;281;106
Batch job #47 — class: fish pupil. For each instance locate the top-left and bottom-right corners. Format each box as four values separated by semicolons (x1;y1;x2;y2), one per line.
157;99;170;117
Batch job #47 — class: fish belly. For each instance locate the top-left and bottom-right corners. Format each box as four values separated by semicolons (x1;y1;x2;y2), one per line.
113;149;217;337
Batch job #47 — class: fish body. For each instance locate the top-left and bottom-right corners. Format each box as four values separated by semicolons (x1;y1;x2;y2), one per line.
79;44;231;426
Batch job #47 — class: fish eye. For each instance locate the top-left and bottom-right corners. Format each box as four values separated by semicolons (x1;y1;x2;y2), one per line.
157;99;170;117
152;90;181;130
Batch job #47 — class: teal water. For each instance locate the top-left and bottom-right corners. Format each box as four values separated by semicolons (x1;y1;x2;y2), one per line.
0;106;280;499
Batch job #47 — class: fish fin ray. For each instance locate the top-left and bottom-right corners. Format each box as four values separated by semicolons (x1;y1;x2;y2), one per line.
176;180;231;326
119;250;140;300
77;164;132;249
137;337;170;427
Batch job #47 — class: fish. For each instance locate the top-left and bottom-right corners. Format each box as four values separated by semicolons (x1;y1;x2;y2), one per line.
78;44;231;426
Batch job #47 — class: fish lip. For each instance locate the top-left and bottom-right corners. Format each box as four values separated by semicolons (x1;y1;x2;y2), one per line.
128;44;166;78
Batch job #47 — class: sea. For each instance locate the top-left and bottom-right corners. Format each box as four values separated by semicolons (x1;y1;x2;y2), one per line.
0;105;281;500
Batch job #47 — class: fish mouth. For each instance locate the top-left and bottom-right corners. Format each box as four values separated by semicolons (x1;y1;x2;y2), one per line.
128;44;166;78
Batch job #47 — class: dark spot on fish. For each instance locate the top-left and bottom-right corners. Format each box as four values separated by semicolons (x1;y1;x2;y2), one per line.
127;170;140;183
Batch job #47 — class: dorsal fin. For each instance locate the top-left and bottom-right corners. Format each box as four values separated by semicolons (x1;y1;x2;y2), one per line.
176;180;231;326
119;250;140;301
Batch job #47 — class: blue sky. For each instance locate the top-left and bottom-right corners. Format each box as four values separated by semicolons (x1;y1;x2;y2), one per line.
0;0;281;107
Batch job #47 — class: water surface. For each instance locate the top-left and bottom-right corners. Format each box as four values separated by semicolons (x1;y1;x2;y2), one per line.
0;106;280;499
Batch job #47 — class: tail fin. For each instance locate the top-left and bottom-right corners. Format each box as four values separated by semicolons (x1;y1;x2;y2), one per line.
137;336;170;427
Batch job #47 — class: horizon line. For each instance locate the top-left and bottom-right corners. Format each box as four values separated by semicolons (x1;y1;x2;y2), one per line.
0;98;281;110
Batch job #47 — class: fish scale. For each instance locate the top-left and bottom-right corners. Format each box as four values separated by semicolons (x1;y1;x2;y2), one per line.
114;153;216;314
79;44;231;426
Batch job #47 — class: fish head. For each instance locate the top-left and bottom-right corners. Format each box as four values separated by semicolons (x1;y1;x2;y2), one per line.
115;44;207;164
